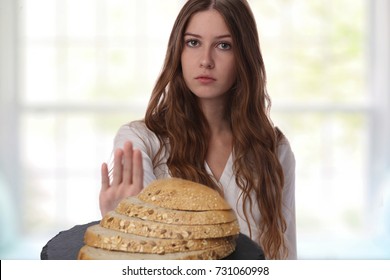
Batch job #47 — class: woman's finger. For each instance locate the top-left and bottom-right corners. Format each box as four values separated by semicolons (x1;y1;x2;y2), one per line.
132;149;144;194
100;162;110;191
112;148;124;186
122;141;133;185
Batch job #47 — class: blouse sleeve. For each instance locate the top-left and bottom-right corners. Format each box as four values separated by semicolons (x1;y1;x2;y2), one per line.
112;121;159;188
278;138;297;259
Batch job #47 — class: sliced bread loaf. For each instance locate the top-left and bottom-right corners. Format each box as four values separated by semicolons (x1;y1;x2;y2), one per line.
116;196;237;225
79;178;240;260
78;242;235;260
84;224;236;254
100;211;240;239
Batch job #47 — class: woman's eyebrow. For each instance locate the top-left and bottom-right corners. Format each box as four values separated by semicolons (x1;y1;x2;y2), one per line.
183;32;232;39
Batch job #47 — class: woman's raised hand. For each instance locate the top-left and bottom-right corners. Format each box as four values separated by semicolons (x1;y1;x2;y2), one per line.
99;141;144;216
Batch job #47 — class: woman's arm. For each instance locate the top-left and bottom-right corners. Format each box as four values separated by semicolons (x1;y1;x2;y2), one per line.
279;139;297;259
99;121;160;216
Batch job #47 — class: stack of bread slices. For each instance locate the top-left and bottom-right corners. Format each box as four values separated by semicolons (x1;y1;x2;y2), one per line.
78;178;240;260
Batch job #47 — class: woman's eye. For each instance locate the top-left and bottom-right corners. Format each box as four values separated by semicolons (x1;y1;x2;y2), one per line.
218;42;232;50
186;39;199;47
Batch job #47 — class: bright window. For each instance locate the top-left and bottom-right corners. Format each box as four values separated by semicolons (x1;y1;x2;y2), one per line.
1;0;389;259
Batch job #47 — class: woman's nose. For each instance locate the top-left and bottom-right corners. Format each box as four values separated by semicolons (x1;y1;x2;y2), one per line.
200;48;215;69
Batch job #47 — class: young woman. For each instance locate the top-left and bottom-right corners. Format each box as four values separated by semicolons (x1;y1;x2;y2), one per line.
99;0;296;260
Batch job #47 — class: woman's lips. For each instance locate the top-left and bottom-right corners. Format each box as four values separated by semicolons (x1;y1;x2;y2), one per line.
195;76;216;84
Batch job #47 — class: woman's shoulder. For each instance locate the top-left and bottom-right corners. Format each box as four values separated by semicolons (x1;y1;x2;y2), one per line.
275;128;295;167
117;120;155;137
114;120;160;150
276;129;295;196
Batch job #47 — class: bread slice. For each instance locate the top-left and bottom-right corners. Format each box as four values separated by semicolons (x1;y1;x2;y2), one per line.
137;178;231;211
78;242;236;260
101;211;240;239
116;196;237;225
84;224;237;254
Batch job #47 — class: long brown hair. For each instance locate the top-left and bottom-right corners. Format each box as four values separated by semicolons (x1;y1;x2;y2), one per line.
144;0;287;259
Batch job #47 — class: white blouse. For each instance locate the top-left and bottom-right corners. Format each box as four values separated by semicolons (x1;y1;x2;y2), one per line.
113;120;297;259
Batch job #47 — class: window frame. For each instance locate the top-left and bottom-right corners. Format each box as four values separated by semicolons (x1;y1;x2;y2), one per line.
0;0;22;229
367;0;390;219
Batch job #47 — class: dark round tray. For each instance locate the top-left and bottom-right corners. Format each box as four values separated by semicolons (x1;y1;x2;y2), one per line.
41;220;265;260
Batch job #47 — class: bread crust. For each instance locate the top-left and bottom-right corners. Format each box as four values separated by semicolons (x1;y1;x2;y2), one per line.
116;196;237;225
137;178;232;211
101;211;240;239
84;224;237;254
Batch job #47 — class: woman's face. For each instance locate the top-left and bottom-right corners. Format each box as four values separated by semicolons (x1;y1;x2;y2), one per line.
181;9;237;102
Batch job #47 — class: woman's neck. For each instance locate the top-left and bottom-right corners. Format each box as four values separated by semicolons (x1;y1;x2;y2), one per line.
198;97;231;135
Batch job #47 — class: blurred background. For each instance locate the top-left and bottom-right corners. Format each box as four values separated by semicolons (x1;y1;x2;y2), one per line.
0;0;389;259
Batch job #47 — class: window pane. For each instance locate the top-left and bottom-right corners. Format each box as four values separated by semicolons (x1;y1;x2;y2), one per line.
20;111;142;232
66;0;98;39
66;46;98;101
22;45;58;103
273;111;368;255
24;0;56;39
254;0;366;104
106;0;137;38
